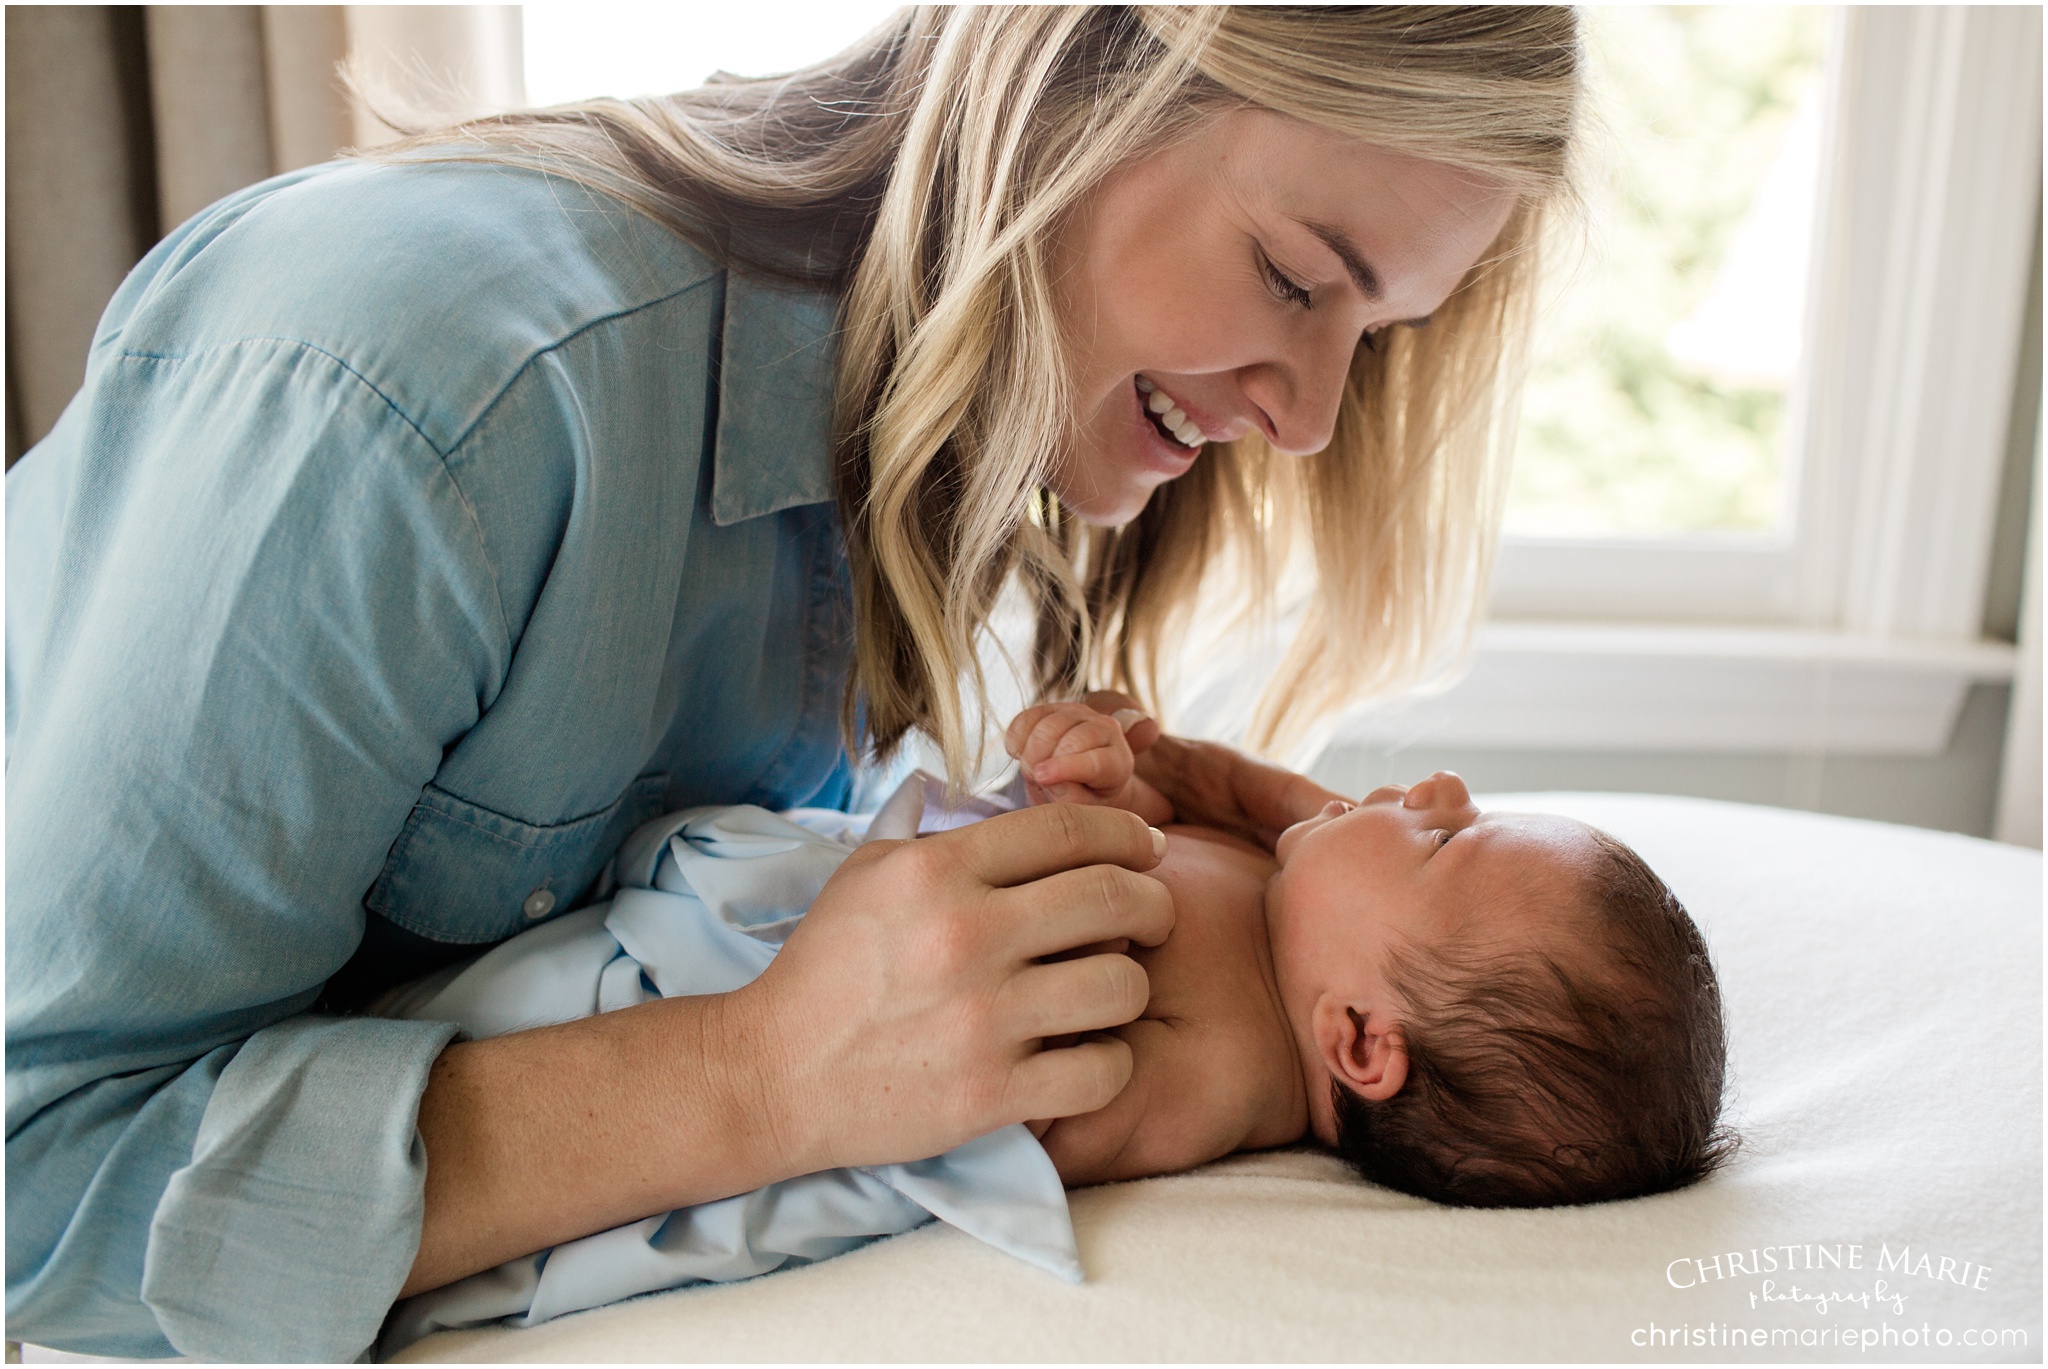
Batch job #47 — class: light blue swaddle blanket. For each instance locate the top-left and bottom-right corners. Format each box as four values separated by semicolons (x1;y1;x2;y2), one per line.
379;777;1078;1354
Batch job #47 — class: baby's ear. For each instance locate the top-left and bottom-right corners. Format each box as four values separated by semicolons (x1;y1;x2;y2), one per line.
1314;997;1408;1102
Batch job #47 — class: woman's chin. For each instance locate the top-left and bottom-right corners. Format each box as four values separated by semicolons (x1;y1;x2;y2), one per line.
1058;482;1159;527
1051;405;1202;526
1050;453;1175;525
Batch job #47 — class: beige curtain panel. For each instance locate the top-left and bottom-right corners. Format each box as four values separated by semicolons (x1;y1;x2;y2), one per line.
4;4;522;466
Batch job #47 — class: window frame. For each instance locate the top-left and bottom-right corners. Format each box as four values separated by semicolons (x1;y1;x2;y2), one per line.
1333;7;2038;759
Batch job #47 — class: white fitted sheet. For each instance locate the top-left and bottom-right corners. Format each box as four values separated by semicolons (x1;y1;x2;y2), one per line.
393;794;2043;1363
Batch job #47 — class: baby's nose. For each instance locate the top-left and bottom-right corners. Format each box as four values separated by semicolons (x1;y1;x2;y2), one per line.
1403;771;1472;810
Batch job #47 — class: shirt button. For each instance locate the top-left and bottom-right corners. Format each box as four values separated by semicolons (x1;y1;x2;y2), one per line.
522;888;556;920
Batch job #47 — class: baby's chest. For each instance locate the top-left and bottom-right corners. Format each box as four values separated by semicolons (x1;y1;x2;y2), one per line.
1136;931;1253;1029
1137;849;1274;1025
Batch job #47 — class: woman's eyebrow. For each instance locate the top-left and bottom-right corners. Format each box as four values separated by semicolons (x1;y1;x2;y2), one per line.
1296;219;1382;300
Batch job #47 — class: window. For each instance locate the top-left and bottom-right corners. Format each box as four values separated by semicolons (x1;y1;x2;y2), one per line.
1507;7;1827;541
1360;6;2042;764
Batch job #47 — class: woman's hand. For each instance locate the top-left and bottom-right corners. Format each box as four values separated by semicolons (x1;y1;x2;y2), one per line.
730;802;1175;1175
1079;690;1351;850
406;802;1172;1298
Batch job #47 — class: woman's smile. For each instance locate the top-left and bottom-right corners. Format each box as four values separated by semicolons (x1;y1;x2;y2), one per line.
1127;377;1205;477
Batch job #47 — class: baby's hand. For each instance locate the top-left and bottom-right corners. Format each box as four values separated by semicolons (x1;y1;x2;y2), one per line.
1006;702;1138;805
1005;702;1173;825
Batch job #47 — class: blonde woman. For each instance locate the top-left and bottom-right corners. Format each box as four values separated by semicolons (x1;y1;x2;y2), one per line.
6;8;1578;1360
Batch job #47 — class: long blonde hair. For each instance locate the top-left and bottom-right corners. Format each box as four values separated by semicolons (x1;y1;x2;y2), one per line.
365;7;1581;781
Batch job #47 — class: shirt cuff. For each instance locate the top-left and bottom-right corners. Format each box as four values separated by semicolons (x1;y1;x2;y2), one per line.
140;1013;459;1361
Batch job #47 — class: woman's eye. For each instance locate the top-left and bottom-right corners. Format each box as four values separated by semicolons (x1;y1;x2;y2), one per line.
1259;251;1313;310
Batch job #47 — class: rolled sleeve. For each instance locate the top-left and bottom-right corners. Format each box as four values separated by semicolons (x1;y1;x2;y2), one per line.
142;1015;458;1360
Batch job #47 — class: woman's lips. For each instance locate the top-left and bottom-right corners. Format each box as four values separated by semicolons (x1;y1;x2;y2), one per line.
1137;376;1206;448
1127;380;1202;477
1134;375;1249;447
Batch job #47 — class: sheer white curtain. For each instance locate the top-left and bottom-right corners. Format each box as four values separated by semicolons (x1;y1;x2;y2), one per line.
346;6;523;148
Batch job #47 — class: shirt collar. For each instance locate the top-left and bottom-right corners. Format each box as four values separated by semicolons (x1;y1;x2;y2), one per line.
711;271;842;526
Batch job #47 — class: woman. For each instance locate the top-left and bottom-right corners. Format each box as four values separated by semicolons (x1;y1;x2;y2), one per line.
6;8;1578;1360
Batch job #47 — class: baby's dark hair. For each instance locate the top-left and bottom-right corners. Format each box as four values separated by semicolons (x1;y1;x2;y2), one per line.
1332;828;1735;1207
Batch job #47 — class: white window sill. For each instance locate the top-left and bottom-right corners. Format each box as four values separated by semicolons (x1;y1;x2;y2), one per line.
1330;621;2018;756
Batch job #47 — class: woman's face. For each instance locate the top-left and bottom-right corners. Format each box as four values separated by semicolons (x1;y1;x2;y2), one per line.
1048;108;1517;526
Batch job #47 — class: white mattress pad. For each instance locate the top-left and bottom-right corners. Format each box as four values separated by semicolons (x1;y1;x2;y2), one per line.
395;794;2043;1363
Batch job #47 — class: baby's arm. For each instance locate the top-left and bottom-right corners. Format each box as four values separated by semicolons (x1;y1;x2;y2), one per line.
1005;702;1174;826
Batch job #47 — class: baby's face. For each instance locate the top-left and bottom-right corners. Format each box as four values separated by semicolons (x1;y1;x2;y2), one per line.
1265;773;1604;1142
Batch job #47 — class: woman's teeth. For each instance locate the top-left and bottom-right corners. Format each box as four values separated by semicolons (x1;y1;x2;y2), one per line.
1134;377;1203;449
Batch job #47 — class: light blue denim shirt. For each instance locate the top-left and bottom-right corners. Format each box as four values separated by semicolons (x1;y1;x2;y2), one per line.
6;160;859;1360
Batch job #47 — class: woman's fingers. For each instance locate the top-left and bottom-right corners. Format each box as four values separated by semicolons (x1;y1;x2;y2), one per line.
935;802;1164;888
1039;936;1134;963
741;801;1173;1174
1006;1034;1134;1121
1082;690;1161;753
998;953;1149;1040
994;859;1175;958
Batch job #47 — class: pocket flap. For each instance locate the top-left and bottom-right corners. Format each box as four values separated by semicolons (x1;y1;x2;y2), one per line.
367;775;669;944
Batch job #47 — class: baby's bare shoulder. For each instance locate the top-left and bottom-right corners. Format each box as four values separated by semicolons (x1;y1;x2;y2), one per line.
1159;823;1274;862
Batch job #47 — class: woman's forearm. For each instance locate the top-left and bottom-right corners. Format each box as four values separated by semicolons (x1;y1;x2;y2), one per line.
403;990;796;1297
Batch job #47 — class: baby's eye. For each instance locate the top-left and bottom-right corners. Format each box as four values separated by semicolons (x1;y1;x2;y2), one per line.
1429;829;1454;852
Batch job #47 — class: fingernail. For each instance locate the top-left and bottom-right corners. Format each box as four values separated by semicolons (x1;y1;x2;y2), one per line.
1112;708;1147;732
1148;826;1167;858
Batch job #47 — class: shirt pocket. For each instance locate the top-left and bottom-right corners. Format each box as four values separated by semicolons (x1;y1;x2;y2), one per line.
366;774;670;945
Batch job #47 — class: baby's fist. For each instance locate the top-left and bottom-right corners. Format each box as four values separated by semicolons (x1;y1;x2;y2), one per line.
1006;702;1133;803
1004;702;1171;825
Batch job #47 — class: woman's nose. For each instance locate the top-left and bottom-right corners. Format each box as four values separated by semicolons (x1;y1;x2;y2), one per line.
1241;329;1357;456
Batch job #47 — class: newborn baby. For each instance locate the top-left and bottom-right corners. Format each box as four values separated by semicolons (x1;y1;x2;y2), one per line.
1008;702;1734;1207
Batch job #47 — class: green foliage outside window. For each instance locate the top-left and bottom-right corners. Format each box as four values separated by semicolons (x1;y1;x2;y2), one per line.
1507;6;1830;538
